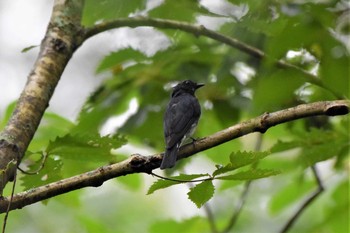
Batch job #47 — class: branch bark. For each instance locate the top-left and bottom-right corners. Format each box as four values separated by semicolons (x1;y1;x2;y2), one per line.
0;100;348;213
0;0;84;192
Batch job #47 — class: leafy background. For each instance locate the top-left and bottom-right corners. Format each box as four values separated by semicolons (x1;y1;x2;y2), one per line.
1;0;349;232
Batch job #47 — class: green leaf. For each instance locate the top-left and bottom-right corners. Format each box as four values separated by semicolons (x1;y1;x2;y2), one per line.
175;173;210;180
21;45;39;53
46;133;127;162
269;178;314;215
117;174;142;191
28;112;75;152
321;179;350;233
82;0;145;26
149;217;208;233
147;173;208;195
271;140;301;153
270;128;349;167
216;168;280;180
96;49;148;73
20;156;63;190
149;0;207;22
253;69;304;113
75;85;139;134
187;180;215;208
147;179;179;195
0;101;16;130
213;151;270;176
298;141;345;167
320;43;349;98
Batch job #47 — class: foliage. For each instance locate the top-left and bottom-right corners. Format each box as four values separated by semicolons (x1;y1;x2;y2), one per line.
4;0;350;233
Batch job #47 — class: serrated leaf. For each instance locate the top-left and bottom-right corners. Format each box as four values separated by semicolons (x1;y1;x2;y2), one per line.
213;151;270;176
187;181;215;208
147;173;209;195
229;151;270;168
46;133;127;162
20;156;63;190
147;179;180;195
28;112;75;152
216;169;281;180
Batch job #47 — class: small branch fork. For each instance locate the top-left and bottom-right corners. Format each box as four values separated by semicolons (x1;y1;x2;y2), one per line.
0;100;348;213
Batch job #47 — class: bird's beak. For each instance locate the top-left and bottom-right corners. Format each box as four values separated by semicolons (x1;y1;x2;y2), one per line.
196;83;205;89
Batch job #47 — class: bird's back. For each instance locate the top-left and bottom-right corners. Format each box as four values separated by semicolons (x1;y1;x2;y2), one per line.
164;92;201;149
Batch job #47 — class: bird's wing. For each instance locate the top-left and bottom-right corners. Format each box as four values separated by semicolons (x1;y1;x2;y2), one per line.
164;95;199;149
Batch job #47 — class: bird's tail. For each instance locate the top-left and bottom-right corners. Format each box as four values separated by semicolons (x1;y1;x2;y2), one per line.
160;146;178;170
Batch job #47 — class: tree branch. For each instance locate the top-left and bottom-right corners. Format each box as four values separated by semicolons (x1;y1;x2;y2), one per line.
0;0;85;192
222;134;263;233
279;165;324;233
84;17;342;98
204;203;219;233
0;100;348;213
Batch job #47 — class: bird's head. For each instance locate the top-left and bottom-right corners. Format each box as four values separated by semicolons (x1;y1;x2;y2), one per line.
172;80;204;95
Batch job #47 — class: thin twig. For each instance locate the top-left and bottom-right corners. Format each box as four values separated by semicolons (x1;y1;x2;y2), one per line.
2;161;18;233
279;165;324;233
222;181;251;233
204;203;219;233
17;152;48;175
184;176;219;233
150;172;212;183
222;134;264;233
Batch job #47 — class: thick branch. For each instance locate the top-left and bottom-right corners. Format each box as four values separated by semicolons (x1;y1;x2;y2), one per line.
84;17;341;98
0;0;84;191
0;100;348;213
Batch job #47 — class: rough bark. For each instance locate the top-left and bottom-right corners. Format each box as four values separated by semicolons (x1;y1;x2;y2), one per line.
0;0;84;192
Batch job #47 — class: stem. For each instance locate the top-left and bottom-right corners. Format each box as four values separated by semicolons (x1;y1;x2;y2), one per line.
222;181;251;233
204;203;219;233
222;134;264;233
279;165;324;233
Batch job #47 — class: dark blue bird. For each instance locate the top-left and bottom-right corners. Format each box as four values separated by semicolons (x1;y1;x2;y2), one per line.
160;80;204;169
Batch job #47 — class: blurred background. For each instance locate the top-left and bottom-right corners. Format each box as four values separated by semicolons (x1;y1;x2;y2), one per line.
0;1;349;233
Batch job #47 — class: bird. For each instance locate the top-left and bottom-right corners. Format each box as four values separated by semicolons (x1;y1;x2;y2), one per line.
160;80;204;170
